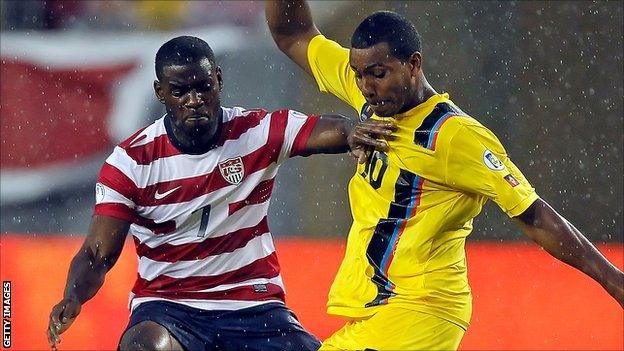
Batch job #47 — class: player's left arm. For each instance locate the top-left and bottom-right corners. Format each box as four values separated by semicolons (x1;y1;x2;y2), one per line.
441;120;623;308
515;199;624;308
303;115;395;155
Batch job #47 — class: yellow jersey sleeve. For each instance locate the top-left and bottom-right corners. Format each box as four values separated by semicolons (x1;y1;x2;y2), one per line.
442;120;539;217
307;34;365;112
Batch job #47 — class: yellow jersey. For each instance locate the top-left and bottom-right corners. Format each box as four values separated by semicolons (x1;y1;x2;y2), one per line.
307;35;539;329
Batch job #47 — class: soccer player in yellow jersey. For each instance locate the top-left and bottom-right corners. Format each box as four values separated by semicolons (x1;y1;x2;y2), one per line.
267;1;624;350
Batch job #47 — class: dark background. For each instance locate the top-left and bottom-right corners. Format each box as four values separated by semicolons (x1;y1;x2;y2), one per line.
1;1;622;242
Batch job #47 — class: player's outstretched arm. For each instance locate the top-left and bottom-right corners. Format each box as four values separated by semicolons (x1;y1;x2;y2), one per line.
266;0;320;76
515;198;624;308
47;215;130;350
304;115;395;156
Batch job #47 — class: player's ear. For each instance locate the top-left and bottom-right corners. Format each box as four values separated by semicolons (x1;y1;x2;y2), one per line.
408;52;422;75
154;80;165;103
216;66;224;92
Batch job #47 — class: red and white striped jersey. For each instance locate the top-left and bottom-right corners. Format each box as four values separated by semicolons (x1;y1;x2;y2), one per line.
93;106;319;311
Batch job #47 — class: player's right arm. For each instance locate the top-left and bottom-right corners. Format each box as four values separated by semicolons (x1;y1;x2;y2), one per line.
47;215;130;350
267;0;364;112
266;0;320;76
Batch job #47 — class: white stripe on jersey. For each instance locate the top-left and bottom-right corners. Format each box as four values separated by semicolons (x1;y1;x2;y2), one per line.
96;184;135;209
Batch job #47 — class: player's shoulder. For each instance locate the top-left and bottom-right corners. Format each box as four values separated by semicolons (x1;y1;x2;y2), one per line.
109;116;169;169
437;111;505;154
117;116;165;151
412;100;473;150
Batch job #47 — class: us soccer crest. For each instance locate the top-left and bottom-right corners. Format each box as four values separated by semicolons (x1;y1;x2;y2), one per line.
219;157;245;185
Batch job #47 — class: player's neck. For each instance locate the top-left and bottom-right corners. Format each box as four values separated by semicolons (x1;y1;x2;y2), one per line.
401;77;437;113
164;113;223;155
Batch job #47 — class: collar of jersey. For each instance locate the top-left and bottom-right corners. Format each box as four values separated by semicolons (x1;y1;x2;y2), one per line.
392;93;450;121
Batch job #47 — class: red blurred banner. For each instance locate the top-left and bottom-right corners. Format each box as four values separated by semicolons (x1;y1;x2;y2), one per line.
0;29;248;204
0;235;622;350
1;60;135;169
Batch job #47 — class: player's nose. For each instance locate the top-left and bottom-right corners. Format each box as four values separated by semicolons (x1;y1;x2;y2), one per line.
185;90;204;109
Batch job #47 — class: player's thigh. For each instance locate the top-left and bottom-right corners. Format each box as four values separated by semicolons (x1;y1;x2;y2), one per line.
119;300;208;351
119;321;184;351
321;307;464;351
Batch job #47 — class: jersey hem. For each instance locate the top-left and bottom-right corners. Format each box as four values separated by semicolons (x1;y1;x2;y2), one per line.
131;296;284;313
327;303;469;331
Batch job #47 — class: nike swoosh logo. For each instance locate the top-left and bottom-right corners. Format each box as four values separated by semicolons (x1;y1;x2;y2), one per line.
154;186;181;200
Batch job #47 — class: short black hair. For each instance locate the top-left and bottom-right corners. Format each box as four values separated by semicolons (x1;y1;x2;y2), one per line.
155;36;216;80
351;11;422;61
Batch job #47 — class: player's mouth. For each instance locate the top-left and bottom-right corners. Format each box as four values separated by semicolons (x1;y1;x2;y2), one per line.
368;100;394;116
186;114;211;121
184;114;213;127
368;100;387;108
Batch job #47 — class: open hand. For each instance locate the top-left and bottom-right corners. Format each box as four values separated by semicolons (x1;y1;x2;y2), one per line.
47;298;82;350
347;119;397;163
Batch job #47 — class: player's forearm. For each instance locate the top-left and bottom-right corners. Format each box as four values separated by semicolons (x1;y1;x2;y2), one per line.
266;0;315;40
516;199;623;304
62;247;109;304
305;115;353;154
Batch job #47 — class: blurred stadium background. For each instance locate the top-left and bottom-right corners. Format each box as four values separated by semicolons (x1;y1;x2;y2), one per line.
0;1;622;350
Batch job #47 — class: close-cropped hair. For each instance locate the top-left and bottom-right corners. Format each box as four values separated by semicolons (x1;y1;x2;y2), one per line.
351;11;422;61
155;36;216;80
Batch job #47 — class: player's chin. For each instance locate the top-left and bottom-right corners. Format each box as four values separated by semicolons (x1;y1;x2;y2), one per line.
370;103;398;117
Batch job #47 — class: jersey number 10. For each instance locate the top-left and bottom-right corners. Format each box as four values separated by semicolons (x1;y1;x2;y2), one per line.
360;150;388;190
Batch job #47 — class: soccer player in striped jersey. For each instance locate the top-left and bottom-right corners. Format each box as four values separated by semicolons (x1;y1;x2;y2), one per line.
267;1;624;350
46;35;391;351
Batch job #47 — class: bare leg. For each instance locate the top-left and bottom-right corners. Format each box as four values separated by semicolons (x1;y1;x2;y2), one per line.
119;320;185;351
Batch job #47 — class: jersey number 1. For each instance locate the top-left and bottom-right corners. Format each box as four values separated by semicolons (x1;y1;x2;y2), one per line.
196;205;211;237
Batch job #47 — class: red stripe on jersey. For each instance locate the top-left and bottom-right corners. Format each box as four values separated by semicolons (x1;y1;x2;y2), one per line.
228;180;274;215
133;214;176;235
132;252;280;295
266;109;289;159
124;134;181;165
290;115;320;157
94;203;134;222
218;109;269;146
133;282;285;302
94;203;174;234
97;163;137;202
134;217;270;262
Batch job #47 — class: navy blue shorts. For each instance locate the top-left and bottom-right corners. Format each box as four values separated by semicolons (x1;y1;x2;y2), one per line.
126;300;321;351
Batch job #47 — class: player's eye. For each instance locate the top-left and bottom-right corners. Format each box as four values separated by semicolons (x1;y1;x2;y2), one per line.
373;71;386;79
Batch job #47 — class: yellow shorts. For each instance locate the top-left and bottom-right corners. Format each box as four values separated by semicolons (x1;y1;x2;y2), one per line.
320;306;465;351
